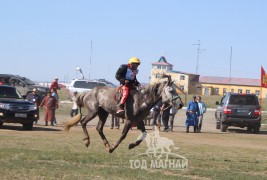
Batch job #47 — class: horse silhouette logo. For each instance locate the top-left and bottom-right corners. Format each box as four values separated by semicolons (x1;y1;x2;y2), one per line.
144;128;179;159
130;129;188;170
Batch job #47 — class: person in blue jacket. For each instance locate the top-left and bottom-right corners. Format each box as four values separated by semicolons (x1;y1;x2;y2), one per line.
185;95;200;133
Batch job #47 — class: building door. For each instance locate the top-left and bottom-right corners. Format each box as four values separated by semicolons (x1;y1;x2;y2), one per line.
204;88;210;95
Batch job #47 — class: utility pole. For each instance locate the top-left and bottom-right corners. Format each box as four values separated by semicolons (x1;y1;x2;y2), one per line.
192;40;205;74
229;46;232;92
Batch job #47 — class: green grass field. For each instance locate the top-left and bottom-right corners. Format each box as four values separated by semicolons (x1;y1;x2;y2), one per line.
0;128;267;179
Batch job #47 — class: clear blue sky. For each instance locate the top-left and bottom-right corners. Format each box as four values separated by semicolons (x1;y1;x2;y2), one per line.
1;0;267;84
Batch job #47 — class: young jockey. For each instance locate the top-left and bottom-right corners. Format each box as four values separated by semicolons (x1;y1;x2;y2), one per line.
115;57;141;114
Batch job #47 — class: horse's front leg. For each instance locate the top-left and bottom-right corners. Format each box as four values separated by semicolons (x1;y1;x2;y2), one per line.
109;120;132;153
129;119;147;150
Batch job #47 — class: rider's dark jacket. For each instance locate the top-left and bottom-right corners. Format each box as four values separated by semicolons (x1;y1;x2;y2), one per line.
115;64;140;86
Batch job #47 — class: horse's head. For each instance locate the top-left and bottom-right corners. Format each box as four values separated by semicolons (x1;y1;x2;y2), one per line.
159;74;184;110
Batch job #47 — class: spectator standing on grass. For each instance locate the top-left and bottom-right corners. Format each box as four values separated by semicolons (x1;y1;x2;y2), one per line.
152;99;162;130
169;105;178;132
160;101;172;132
26;88;41;124
185;95;200;133
39;91;58;126
49;77;61;98
110;114;120;129
70;91;78;117
197;96;207;133
51;88;59;125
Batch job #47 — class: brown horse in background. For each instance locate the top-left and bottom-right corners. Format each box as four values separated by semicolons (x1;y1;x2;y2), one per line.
64;75;184;153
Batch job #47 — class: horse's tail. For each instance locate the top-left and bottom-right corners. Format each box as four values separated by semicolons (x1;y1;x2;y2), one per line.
64;113;82;132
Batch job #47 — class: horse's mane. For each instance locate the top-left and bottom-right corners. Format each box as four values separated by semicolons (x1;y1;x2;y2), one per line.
138;82;162;108
138;74;171;108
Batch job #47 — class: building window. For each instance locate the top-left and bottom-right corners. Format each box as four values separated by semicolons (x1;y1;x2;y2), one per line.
204;88;210;95
180;75;185;80
246;90;250;94
231;89;234;93
238;89;242;93
214;88;219;95
223;88;227;95
155;74;162;78
180;85;184;91
197;87;201;93
255;90;260;96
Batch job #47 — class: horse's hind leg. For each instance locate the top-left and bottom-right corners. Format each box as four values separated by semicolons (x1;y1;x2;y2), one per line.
81;113;97;147
96;108;110;148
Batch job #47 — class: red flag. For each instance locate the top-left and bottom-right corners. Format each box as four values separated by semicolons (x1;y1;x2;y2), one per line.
261;66;267;88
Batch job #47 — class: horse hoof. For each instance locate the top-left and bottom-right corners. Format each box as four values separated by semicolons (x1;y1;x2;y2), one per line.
105;143;110;148
128;143;135;150
84;140;90;147
109;145;116;153
109;148;114;153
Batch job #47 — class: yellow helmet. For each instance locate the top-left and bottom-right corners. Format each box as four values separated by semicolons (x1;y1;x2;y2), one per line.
128;57;141;65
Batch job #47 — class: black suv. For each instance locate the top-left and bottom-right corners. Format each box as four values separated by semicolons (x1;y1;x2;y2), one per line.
215;93;261;133
0;85;38;130
0;74;49;100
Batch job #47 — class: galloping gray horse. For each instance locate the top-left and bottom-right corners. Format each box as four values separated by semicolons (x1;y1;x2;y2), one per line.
64;74;184;153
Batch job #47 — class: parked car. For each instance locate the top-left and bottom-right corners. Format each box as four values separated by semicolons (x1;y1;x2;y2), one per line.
0;85;38;130
0;74;49;100
215;92;261;133
67;79;117;98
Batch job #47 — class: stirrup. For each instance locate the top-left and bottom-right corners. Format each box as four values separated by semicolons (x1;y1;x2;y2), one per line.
116;109;125;114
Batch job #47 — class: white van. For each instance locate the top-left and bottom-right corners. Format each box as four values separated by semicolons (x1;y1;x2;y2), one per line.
67;79;117;98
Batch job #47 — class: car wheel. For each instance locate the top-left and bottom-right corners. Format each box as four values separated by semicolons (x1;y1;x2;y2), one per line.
220;121;227;132
23;122;33;130
247;126;253;133
253;126;260;134
0;122;3;128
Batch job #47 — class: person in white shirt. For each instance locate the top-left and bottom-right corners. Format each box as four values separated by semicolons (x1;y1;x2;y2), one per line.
197;96;207;132
70;91;78;117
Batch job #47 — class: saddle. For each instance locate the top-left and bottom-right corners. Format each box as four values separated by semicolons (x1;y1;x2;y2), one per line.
113;86;141;104
114;86;144;121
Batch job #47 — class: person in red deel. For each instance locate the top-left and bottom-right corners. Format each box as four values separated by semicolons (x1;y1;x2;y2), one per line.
49;77;61;97
115;57;141;114
39;91;58;126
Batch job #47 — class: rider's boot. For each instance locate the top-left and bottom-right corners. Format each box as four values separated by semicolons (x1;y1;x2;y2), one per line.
116;104;125;114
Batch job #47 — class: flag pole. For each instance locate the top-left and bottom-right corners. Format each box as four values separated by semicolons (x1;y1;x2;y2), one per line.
260;86;262;108
260;65;263;108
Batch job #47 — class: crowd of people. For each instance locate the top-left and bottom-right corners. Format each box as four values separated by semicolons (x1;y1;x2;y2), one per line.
27;77;64;126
